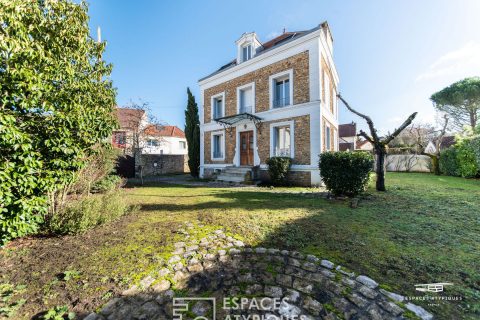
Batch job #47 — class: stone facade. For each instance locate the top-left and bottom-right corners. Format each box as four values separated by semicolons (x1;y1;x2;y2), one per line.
259;170;312;187
199;24;341;186
204;128;237;164
204;51;310;124
135;153;188;177
257;115;311;165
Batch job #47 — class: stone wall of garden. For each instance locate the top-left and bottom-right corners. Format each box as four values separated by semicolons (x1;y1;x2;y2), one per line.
135;153;189;177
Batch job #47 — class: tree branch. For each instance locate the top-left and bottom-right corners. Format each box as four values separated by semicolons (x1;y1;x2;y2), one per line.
384;112;418;145
357;130;374;144
338;94;380;141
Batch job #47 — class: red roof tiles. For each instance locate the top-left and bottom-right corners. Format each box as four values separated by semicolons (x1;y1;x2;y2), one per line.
144;125;185;138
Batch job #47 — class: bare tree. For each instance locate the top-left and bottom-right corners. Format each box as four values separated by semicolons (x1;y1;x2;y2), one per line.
118;100;165;183
338;94;417;191
411;115;449;175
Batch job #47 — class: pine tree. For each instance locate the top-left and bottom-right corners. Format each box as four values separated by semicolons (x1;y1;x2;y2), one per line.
185;88;200;177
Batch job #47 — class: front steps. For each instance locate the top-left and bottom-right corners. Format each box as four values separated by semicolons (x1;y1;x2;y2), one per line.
216;166;253;184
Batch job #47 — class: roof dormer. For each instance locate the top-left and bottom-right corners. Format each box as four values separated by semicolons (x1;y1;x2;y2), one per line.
236;32;262;64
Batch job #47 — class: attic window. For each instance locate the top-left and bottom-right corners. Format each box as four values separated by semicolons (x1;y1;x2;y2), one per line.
242;44;252;62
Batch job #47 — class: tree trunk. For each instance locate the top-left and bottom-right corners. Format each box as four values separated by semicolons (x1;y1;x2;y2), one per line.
432;155;440;175
375;146;386;191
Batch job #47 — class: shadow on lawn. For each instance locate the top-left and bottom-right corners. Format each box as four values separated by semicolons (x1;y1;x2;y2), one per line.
36;183;475;319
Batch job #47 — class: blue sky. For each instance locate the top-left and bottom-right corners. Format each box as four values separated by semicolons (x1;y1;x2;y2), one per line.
88;0;480;133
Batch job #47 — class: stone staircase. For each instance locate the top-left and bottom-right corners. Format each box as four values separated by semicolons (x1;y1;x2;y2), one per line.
216;166;253;184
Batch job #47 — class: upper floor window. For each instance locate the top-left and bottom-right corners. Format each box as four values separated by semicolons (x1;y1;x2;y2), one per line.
211;93;225;120
242;44;252;62
112;131;126;147
179;141;186;149
147;139;159;147
324;70;331;112
238;83;254;114
274;77;290;108
270;70;293;109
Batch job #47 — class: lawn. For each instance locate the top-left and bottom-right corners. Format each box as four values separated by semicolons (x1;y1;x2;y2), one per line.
1;173;479;319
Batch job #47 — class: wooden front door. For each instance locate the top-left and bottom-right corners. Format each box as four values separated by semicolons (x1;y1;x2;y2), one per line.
240;131;254;166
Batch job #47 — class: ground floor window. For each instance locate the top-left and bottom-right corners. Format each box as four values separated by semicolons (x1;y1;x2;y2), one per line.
212;133;224;159
326;125;331;150
274;125;292;157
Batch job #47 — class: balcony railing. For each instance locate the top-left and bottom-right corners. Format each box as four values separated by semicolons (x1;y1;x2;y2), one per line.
275;147;291;157
239;105;253;114
273;98;290;108
213;151;224;159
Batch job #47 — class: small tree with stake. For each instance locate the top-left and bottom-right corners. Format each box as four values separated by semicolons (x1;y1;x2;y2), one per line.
337;94;417;191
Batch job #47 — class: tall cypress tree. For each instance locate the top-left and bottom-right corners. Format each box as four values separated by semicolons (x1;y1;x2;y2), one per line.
185;88;200;177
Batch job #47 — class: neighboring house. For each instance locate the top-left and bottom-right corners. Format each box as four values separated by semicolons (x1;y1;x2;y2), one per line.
113;107;187;155
339;122;356;151
142;125;188;155
112;107;148;154
356;139;373;151
424;135;455;154
198;22;339;186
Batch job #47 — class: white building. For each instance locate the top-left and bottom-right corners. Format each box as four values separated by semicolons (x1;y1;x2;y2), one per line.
142;125;188;155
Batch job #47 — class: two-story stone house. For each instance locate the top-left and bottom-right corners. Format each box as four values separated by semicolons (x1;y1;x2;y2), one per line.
198;22;339;186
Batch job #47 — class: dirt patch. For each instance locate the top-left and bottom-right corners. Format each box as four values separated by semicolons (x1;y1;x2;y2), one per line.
0;211;179;319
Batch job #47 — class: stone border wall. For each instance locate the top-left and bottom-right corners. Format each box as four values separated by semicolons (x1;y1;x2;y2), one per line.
84;223;433;320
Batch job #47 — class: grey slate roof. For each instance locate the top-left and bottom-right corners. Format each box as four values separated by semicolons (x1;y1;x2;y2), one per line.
198;24;323;82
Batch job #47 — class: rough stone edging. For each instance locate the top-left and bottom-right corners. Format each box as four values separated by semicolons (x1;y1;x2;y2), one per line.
84;222;434;320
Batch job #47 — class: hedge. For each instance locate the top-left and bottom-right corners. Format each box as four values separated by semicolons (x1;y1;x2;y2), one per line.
319;151;374;197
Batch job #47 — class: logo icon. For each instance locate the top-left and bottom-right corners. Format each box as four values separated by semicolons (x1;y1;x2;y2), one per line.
173;297;216;320
414;283;453;293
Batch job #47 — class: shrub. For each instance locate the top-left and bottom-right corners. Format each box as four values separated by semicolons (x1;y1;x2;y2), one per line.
319;151;374;197
47;191;129;235
456;141;479;178
439;147;460;176
91;175;123;193
266;157;292;186
0;1;116;245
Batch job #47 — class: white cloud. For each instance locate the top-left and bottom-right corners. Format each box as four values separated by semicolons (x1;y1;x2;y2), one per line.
415;41;480;82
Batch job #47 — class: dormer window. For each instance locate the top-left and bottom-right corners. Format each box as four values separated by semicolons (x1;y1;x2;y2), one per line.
242;44;252;62
236;32;260;64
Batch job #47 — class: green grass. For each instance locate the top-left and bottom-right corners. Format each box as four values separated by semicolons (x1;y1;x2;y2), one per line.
125;173;479;319
1;172;478;319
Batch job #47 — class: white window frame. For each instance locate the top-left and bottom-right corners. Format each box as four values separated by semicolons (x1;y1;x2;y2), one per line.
269;69;294;110
210;92;225;120
211;131;225;161
269;120;295;158
179;141;186;149
236;82;255;114
241;44;252;62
